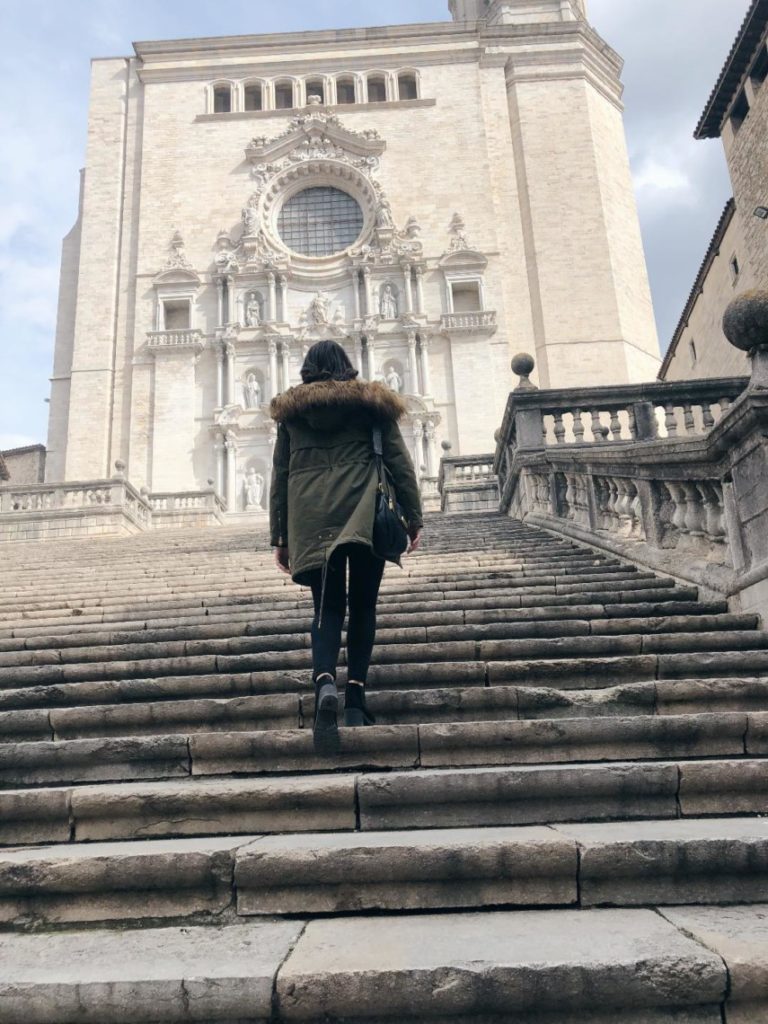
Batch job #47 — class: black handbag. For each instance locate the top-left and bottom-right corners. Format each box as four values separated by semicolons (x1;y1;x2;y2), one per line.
372;426;410;562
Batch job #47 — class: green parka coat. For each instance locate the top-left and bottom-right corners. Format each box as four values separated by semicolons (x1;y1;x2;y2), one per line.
269;379;423;585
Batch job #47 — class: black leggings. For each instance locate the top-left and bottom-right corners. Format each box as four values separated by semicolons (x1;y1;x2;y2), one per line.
307;544;386;684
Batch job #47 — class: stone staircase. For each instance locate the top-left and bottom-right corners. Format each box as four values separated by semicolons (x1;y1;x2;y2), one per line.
0;511;766;1022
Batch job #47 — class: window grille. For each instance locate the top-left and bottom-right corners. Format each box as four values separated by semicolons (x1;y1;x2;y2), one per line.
278;187;364;257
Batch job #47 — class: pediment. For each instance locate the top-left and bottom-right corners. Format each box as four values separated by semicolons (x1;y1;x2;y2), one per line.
439;248;488;270
245;110;386;166
153;267;201;287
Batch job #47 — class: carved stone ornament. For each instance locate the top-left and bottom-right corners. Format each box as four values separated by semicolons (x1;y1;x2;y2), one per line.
245;111;384;168
164;231;194;271
448;213;470;252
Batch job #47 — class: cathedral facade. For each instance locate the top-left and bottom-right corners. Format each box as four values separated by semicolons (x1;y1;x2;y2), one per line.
46;0;660;515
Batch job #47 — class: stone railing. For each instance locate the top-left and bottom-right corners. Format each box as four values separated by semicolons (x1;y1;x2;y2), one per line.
494;293;768;616
0;476;152;541
440;311;497;333
439;452;499;514
148;489;226;529
146;329;205;352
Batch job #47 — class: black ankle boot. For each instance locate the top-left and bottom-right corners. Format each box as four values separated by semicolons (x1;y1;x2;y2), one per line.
313;674;339;750
344;682;376;727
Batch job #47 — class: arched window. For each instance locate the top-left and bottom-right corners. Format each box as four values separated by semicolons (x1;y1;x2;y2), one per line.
306;78;325;104
367;75;387;103
244;83;263;111
398;72;418;101
336;77;356;105
275;80;295;110
213;84;232;114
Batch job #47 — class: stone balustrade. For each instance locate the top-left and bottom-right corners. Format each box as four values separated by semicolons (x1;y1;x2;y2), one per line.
494;293;768;617
440;311;497;333
439;453;499;513
149;490;226;529
146;329;205;352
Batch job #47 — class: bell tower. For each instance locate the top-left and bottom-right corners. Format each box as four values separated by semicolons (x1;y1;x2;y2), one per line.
450;0;587;22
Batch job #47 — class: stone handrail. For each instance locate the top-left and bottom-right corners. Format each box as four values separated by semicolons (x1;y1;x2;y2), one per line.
440;311;497;332
438;453;497;491
494;294;768;616
149;491;226;513
438;453;499;514
146;329;205;352
0;478;152;528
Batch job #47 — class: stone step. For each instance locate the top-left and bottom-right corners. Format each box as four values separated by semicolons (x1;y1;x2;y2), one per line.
0;613;756;668
2;906;754;1021
1;818;766;928
3;674;768;745
3;757;767;848
0;710;764;788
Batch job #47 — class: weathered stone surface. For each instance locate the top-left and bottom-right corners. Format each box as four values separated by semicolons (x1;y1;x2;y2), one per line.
680;761;768;816
661;905;768;1023
276;909;726;1019
236;826;577;915
0;920;302;1022
657;678;768;715
0;835;249;925
71;774;356;841
358;762;679;830
746;712;768;753
559;819;768;906
487;655;659;687
0;788;70;846
418;714;746;768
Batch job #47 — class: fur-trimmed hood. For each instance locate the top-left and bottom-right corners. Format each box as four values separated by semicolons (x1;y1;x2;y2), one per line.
270;379;407;431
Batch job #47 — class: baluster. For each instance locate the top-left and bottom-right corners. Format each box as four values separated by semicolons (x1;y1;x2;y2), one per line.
664;404;678;438
664;482;689;536
589;409;602;442
627;407;638;440
572;409;585;443
616;480;633;536
720;396;732;414
683;404;695;436
609;409;622;440
697;481;725;542
565;474;576;520
681;481;705;536
630;491;645;541
701;402;715;430
607;478;621;532
552;413;566;445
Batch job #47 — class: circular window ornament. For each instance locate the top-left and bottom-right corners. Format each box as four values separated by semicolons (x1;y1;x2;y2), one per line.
277;186;364;257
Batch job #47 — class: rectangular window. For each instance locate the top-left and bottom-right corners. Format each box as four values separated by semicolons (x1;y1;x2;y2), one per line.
244;85;263;111
306;80;325;104
398;74;418;101
367;78;387;103
213;86;232;114
337;80;356;104
451;281;482;312
730;89;750;132
275;83;294;109
730;254;740;285
164;300;191;331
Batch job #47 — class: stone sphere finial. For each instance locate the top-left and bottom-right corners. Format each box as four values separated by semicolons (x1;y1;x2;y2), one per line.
723;290;768;353
511;352;537;391
114;459;126;479
441;440;453;452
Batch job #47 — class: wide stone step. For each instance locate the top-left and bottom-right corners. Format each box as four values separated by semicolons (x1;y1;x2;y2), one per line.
0;613;756;668
2;757;767;848
1;818;766;927
0;711;764;788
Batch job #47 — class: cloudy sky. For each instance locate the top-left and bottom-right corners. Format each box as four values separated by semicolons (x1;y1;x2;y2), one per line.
0;0;747;449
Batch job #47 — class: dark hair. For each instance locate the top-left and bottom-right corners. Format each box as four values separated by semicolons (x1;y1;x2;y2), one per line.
300;340;359;385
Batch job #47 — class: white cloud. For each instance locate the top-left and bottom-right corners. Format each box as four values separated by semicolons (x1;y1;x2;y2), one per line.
633;157;696;204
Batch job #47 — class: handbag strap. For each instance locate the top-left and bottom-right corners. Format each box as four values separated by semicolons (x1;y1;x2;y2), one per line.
372;426;390;494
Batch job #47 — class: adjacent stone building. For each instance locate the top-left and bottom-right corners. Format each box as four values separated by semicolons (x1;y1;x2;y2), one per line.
660;0;767;382
0;445;46;485
44;0;660;518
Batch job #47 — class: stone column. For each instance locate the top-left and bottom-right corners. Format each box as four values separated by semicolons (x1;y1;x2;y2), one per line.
352;270;361;320
363;268;373;316
225;432;237;512
268;339;279;398
425;418;439;476
279;275;288;323
366;336;377;379
215;433;225;497
280;339;291;390
216;279;224;328
407;332;419;395
267;272;277;323
216;342;225;408
402;262;414;314
419;334;432;396
225;342;236;406
226;276;235;323
353;335;363;374
412;419;424;470
415;267;425;315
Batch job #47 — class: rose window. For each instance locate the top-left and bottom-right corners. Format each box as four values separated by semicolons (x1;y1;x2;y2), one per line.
277;186;364;257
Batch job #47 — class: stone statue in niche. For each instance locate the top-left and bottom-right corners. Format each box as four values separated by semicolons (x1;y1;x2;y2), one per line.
385;365;403;394
379;284;398;320
242;205;259;236
243;373;262;409
376;200;394;229
309;291;329;325
245;294;262;328
244;468;265;510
